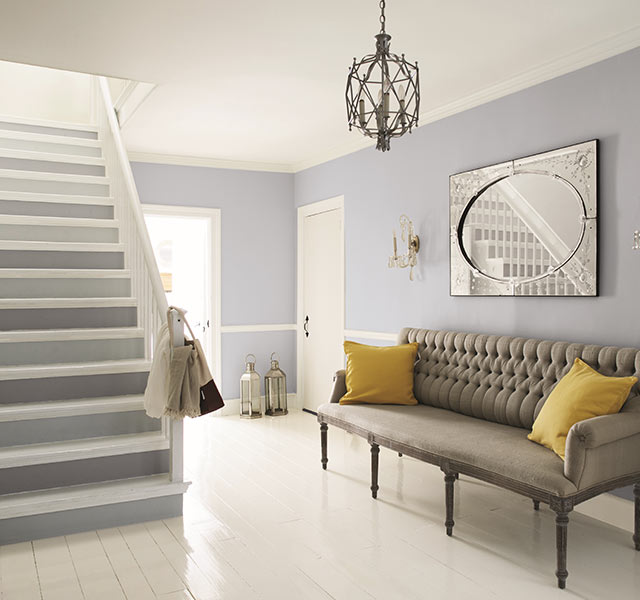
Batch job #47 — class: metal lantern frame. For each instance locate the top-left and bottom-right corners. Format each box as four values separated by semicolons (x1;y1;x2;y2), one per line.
346;0;420;151
240;353;262;419
264;352;288;416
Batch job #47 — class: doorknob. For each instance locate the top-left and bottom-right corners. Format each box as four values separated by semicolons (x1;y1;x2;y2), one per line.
304;315;309;338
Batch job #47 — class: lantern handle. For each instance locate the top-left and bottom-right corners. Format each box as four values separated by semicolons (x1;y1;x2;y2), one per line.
245;353;256;364
270;352;280;362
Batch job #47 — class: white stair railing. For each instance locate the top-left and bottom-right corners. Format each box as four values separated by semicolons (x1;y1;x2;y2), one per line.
93;76;184;484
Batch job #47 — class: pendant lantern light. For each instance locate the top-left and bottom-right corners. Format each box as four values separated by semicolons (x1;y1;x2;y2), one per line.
346;0;420;151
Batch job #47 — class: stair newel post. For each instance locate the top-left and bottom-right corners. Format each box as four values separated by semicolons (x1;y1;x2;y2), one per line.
168;308;185;483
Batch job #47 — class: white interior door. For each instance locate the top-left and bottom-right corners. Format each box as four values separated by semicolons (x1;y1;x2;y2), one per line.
301;205;344;412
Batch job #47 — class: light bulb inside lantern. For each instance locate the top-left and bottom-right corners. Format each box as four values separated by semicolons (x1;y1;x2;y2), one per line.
399;84;406;127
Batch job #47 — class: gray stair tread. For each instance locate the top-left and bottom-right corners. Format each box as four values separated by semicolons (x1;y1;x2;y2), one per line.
0;395;145;422
0;297;137;309
0;358;151;381
0;431;168;468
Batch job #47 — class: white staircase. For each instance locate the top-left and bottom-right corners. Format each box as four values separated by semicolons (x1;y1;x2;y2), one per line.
0;83;187;545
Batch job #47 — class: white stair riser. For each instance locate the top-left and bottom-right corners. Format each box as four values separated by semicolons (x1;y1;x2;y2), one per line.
0;136;102;157
0;157;105;177
0;306;138;331
0;371;149;404
0;411;160;449
0;121;98;140
0;198;114;219
0;178;109;196
0;249;124;269
0;338;145;366
0;451;168;496
0;277;131;298
0;223;119;242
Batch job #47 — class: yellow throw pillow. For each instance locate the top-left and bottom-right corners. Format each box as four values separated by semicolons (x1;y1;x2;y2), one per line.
528;357;637;459
340;341;419;405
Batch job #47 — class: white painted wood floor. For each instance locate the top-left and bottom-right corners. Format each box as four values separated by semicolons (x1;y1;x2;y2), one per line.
1;410;639;600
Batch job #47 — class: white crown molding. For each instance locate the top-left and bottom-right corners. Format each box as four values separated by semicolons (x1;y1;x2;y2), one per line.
344;329;397;342
128;150;295;174
220;323;297;334
291;25;640;173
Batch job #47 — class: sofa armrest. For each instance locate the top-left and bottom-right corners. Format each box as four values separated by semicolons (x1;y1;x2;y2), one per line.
564;413;640;489
329;369;347;403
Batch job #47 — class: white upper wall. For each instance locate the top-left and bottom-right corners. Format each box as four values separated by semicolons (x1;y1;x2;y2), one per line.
0;60;92;124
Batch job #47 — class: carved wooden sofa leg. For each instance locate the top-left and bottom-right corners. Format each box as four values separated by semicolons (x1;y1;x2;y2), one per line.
634;483;640;551
320;423;328;470
533;500;540;511
442;469;457;536
370;443;380;499
551;499;573;589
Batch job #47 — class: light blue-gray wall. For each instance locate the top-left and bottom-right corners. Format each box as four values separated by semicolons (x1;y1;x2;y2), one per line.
132;163;296;397
295;47;640;349
294;47;640;500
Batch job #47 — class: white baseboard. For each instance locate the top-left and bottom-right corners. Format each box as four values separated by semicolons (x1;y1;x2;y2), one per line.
575;492;634;531
213;393;299;417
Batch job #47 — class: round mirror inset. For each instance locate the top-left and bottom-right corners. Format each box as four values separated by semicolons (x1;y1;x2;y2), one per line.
458;172;585;283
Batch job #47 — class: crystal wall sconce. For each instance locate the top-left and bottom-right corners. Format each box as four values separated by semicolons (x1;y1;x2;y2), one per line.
634;230;640;250
388;214;420;280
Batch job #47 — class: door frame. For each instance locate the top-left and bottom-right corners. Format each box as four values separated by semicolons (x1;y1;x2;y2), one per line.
296;196;345;411
142;203;222;389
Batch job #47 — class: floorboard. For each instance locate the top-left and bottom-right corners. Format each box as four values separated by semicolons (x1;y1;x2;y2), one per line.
1;410;639;599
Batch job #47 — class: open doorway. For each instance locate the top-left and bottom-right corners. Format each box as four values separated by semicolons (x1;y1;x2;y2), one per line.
142;204;222;386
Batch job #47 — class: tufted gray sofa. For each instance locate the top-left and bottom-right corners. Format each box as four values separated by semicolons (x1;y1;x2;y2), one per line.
316;327;640;589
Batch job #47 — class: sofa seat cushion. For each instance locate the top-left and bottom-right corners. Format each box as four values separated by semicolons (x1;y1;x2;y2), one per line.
318;403;577;497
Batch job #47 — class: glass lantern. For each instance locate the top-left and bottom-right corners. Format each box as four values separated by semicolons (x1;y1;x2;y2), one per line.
265;352;288;416
240;354;261;418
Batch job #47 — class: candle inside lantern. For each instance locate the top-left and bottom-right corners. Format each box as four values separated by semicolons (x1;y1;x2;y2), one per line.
359;99;365;127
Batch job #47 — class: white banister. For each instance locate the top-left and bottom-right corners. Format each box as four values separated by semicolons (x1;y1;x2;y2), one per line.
94;77;168;321
93;76;183;484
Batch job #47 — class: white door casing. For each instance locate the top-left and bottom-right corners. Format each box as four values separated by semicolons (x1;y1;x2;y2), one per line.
297;197;345;413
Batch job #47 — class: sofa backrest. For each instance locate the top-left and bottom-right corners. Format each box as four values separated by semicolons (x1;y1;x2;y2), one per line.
398;327;640;430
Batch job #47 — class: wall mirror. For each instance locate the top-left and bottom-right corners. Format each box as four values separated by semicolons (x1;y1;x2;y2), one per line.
450;140;597;296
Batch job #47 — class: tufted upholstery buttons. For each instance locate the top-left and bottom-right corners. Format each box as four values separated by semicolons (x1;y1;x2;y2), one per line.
399;327;640;430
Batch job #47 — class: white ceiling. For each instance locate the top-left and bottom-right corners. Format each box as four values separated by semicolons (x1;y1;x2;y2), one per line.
1;0;640;171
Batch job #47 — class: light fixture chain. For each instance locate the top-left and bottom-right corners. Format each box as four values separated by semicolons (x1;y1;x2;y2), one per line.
379;0;386;34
